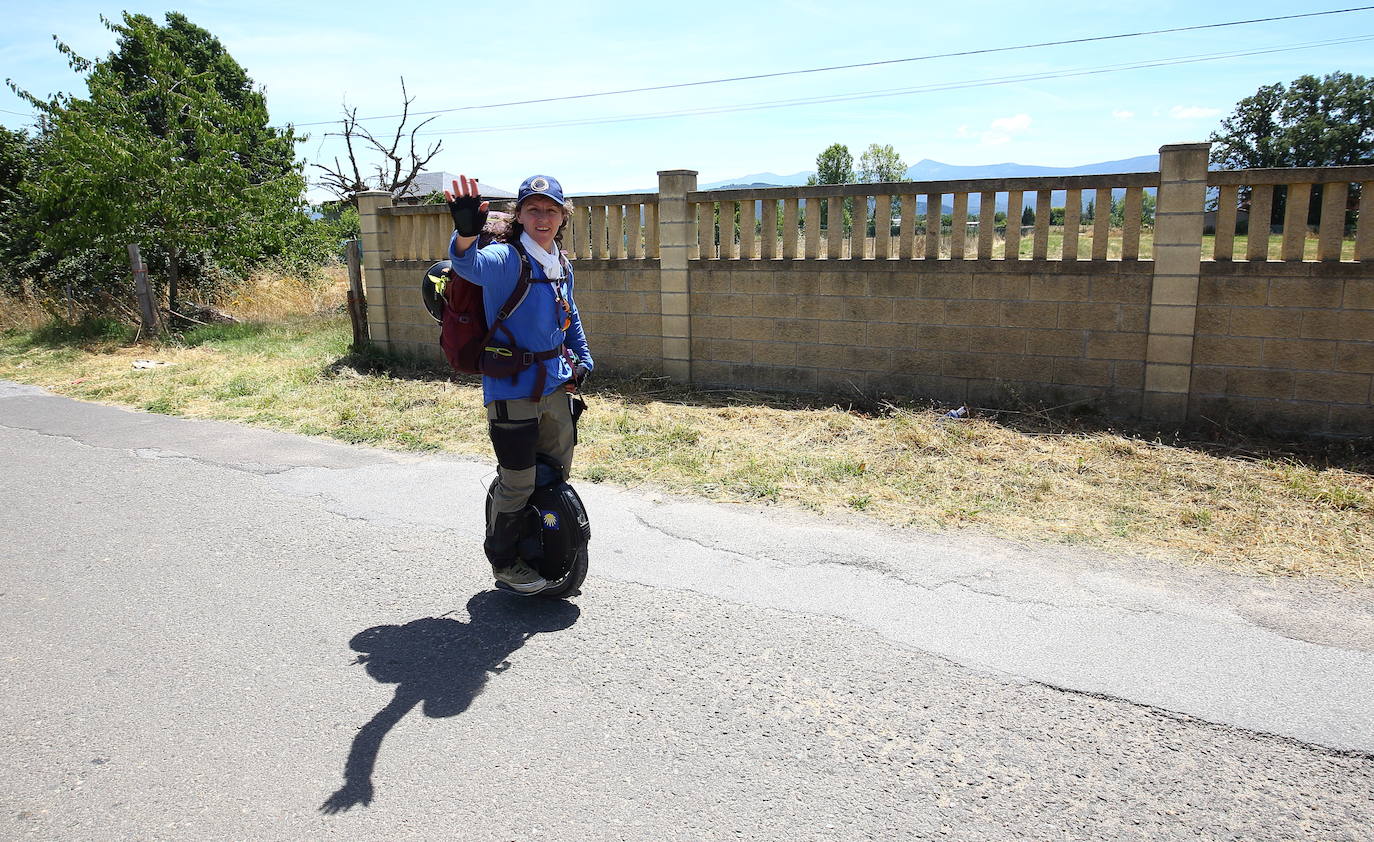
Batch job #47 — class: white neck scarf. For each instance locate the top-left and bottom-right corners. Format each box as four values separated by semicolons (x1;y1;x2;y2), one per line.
519;232;564;280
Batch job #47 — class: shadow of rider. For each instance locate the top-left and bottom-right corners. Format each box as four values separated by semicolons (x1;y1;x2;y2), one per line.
320;590;581;813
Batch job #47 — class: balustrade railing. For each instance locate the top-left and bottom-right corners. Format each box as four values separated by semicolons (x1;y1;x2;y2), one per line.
685;174;1162;262
377;194;662;261
566;193;660;260
377;166;1372;265
382;204;453;262
1208;165;1374;262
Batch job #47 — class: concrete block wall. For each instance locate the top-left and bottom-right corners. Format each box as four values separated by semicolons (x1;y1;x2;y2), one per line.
687;259;1153;414
1194;262;1374;436
564;259;665;376
376;260;444;357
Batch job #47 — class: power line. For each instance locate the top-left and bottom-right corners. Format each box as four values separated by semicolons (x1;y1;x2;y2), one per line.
404;35;1374;136
288;6;1374;128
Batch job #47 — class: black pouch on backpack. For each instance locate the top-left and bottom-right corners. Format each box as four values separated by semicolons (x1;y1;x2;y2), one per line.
478;338;531;380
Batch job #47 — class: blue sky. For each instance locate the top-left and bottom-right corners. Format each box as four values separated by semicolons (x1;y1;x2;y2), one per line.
2;1;1371;199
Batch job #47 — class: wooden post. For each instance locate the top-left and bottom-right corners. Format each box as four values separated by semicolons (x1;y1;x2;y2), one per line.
346;238;368;349
128;244;159;336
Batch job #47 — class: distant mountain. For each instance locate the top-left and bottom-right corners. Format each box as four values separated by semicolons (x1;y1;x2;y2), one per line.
711;182;797;191
901;154;1159;181
699;171;812;189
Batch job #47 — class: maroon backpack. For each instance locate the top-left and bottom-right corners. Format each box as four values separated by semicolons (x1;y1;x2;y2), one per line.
426;250;532;375
419;211;521;374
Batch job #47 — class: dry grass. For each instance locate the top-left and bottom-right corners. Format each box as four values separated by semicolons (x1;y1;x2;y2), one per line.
574;389;1372;582
0;289;59;333
1;266;348;331
214;265;349;321
1;306;1370;585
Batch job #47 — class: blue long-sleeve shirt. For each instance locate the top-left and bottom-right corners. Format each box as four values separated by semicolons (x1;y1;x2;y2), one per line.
448;234;594;404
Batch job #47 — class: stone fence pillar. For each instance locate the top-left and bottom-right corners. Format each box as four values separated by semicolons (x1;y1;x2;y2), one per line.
1142;142;1210;423
356;190;395;348
657;170;698;384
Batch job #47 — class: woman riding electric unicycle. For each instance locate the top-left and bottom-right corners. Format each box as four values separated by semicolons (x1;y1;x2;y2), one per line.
444;173;592;599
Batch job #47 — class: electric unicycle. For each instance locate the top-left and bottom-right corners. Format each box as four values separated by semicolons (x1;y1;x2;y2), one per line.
485;455;590;599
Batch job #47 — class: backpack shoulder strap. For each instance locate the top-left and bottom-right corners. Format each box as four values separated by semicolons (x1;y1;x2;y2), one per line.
493;243;532;322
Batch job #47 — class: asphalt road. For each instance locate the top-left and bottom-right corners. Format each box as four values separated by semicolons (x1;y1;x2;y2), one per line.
2;380;1372;841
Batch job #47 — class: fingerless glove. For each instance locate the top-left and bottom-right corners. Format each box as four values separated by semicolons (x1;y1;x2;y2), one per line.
447;194;488;237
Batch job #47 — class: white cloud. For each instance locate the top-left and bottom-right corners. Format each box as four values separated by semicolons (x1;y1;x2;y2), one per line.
1170;106;1221;120
1112;110;1135;120
990;114;1033;133
959;113;1032;146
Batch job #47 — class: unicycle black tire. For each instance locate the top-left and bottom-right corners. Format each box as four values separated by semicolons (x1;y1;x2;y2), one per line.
538;545;588;599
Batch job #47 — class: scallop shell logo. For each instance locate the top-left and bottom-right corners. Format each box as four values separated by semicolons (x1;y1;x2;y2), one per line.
530;177;549;191
542;511;559;529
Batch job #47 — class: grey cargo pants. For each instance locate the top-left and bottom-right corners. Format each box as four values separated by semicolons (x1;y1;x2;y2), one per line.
485;389;576;515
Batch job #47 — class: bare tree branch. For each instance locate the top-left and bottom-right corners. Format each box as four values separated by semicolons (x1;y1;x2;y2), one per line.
310;104;371;202
308;79;444;204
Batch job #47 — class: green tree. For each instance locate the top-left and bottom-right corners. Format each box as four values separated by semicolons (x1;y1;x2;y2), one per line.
0;127;28;206
809;143;855;186
807;143;854;233
1210;72;1372;228
858;143;906;235
1108;192;1157;227
0;127;38;289
11;13;328;311
105;13;298;183
857;143;906;183
1021;206;1035;226
314;201;361;240
1210;72;1374;169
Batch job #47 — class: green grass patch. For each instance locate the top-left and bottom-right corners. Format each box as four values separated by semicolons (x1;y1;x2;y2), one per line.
22;317;136;349
176;322;278;348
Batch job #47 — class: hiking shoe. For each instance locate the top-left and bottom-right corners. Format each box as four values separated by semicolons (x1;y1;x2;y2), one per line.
492;559;548;595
